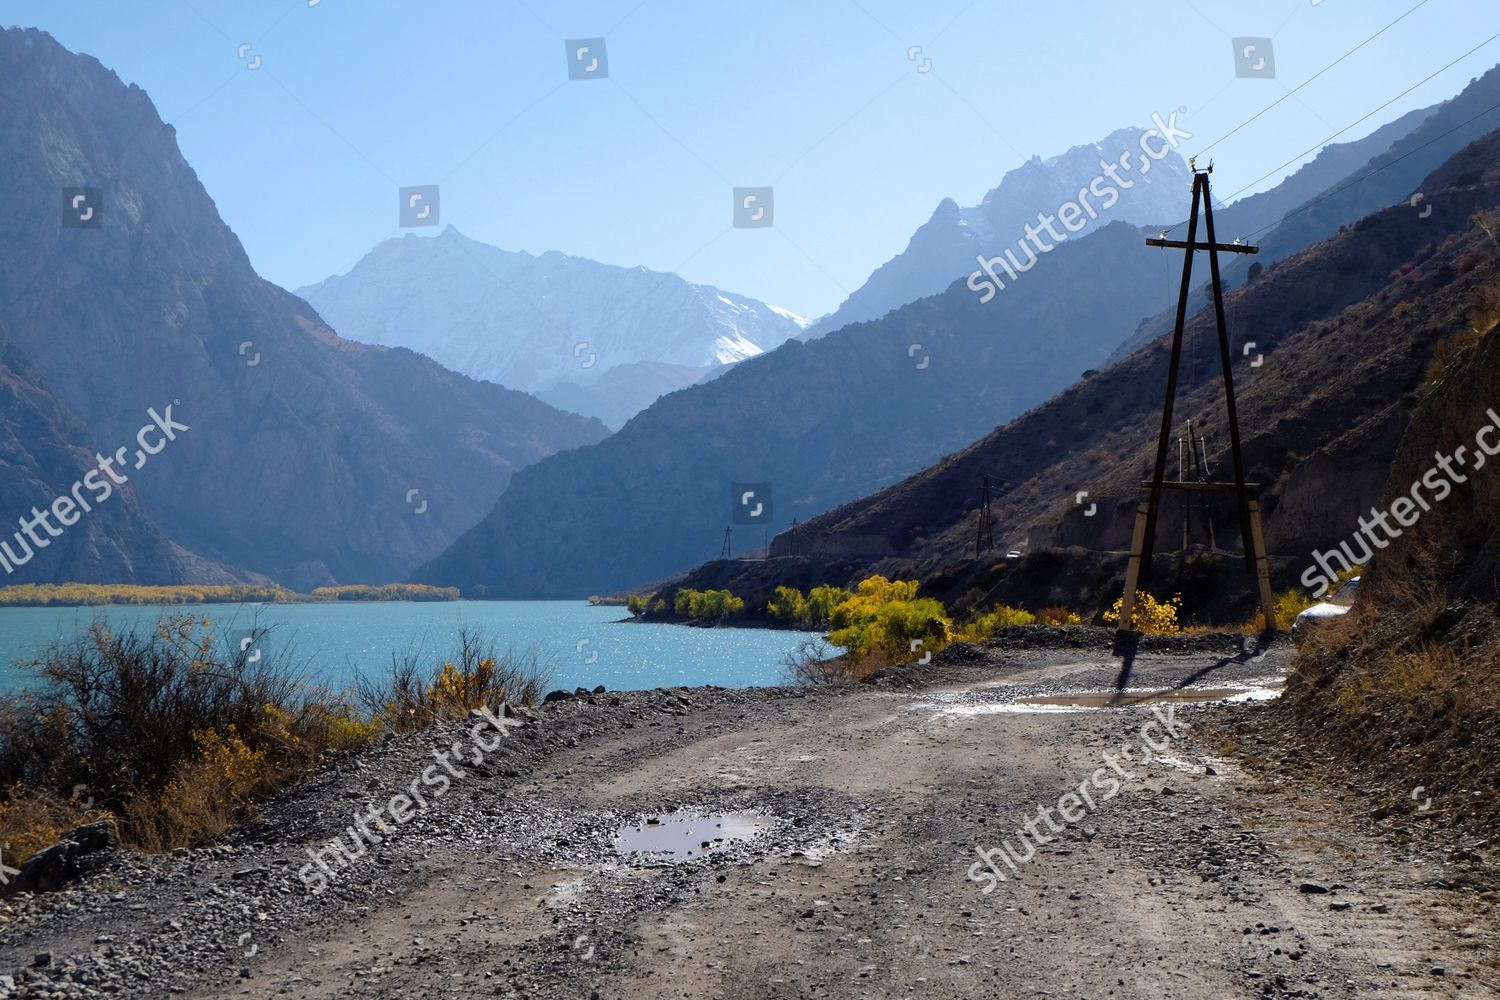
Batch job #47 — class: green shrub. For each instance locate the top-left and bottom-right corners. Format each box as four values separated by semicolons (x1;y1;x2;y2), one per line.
807;585;853;627
768;586;811;626
960;605;1038;641
672;588;746;621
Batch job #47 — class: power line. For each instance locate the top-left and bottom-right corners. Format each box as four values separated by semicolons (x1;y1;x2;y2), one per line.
1223;29;1500;212
1167;28;1500;237
1195;0;1435;161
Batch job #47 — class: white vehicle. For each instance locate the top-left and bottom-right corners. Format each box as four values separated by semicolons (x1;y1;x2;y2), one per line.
1292;576;1360;637
1005;550;1023;561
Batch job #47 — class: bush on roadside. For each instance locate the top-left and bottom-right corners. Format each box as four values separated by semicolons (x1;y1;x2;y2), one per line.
1102;592;1182;634
0;615;376;859
766;584;853;628
356;626;551;733
806;585;853;627
959;605;1037;642
827;576;950;661
780;637;892;686
0;616;548;861
0;783;111;862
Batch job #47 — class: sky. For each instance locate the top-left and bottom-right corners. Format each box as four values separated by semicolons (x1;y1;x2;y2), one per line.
6;0;1497;319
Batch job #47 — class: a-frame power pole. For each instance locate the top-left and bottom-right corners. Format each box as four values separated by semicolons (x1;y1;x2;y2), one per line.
1117;166;1277;634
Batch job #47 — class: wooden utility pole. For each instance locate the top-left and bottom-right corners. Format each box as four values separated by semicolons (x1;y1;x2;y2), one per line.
1118;167;1277;634
976;475;995;556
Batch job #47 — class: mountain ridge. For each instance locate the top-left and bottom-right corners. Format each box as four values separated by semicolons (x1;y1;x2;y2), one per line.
297;226;809;428
0;27;607;586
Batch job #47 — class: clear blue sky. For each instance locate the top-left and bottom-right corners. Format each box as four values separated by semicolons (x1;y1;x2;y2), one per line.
7;0;1495;318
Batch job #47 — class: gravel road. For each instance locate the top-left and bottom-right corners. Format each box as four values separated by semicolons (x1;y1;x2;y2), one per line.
1;634;1495;998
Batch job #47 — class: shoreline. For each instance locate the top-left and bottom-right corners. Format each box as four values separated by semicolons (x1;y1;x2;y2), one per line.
0;583;462;609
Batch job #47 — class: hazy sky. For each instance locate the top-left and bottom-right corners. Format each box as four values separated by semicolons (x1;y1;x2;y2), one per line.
7;0;1496;317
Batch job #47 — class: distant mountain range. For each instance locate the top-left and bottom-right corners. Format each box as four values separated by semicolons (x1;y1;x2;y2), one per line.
0;28;606;588
414;66;1500;600
5;24;1490;601
298;229;809;428
802;126;1194;338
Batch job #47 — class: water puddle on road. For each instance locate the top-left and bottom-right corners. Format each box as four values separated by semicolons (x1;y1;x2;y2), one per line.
1019;688;1251;709
920;678;1284;718
612;811;766;863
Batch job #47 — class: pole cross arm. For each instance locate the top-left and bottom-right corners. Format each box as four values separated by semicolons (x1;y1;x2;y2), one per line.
1146;237;1259;255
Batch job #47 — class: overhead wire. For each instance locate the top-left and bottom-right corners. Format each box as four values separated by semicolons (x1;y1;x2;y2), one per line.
1163;25;1500;238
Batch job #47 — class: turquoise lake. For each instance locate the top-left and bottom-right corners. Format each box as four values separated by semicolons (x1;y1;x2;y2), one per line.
0;602;830;695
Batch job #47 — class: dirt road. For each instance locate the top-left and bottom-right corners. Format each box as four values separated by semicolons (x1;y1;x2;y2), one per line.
2;639;1495;998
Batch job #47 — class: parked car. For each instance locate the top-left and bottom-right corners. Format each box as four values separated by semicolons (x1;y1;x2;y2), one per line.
1292;576;1360;638
1005;550;1023;561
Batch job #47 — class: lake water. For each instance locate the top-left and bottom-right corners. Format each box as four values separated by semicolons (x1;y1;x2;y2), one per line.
0;602;830;695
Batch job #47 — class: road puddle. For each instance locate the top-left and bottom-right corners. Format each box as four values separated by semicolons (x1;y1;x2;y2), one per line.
612;811;766;862
1019;688;1247;708
919;678;1283;718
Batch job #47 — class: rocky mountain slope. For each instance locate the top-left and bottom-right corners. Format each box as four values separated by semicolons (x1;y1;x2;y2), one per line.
534;360;713;432
0;326;196;585
1284;225;1500;834
696;127;1500;615
0;28;608;587
298;228;808;427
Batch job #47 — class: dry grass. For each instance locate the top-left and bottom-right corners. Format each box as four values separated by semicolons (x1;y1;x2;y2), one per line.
356;627;551;734
781;638;894;685
0;615;550;862
1285;583;1500;832
0;785;112;862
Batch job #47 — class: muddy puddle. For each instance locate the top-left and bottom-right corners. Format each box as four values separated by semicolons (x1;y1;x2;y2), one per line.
612;811;766;862
922;679;1283;718
1018;687;1264;708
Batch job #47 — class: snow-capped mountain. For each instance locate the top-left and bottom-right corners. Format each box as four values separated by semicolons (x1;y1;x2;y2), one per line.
805;125;1192;337
297;228;809;426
